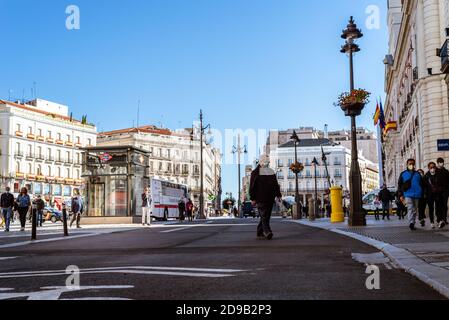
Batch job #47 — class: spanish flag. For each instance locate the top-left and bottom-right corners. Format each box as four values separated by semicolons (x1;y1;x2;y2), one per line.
384;121;398;134
374;103;381;126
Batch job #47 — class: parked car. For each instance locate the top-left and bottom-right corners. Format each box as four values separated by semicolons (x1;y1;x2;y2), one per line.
242;201;258;218
43;207;64;223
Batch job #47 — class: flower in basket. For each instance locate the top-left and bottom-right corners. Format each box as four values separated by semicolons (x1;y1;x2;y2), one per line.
335;89;371;108
290;162;304;174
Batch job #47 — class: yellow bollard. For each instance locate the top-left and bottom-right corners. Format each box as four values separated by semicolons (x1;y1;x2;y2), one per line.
330;186;345;223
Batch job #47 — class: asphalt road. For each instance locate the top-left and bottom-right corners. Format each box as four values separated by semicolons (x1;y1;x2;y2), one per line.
0;218;444;300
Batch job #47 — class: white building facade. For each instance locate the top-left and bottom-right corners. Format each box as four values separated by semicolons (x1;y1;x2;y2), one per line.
0;99;97;205
97;125;222;211
269;139;379;207
384;0;449;187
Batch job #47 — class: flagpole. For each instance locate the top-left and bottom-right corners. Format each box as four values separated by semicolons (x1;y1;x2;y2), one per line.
377;124;385;187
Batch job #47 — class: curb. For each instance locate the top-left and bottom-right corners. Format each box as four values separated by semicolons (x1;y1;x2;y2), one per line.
291;220;449;299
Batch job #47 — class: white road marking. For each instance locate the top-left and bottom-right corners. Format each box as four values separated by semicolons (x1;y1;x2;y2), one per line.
0;266;248;280
0;286;134;300
0;257;18;261
160;226;197;233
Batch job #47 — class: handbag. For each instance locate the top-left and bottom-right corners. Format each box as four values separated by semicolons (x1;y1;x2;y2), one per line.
402;172;416;193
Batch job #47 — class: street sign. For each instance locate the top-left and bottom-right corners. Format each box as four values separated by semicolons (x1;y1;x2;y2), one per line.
437;139;449;151
99;153;113;163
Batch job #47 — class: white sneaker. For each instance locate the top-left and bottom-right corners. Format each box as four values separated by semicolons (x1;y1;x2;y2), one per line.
431;223;435;229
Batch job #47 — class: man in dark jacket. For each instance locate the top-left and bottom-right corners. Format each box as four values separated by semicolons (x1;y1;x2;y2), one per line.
250;155;282;240
437;158;449;225
378;185;392;220
0;187;15;232
33;195;46;227
398;159;424;231
424;162;445;229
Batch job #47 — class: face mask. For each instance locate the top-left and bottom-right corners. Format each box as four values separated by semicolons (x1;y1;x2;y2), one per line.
430;169;436;175
408;165;415;171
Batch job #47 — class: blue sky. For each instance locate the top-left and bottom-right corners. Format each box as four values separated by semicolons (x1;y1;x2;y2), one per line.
0;0;388;198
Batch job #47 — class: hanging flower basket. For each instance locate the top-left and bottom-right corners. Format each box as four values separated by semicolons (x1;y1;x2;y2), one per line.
290;162;304;174
335;89;370;117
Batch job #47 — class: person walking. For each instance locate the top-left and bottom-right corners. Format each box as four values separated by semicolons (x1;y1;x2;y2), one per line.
373;196;381;221
436;158;449;225
417;169;428;227
395;190;406;220
70;188;83;229
424;162;445;229
33;195;45;227
178;198;186;222
16;187;31;232
186;199;194;222
398;159;424;231
250;154;282;240
1;187;15;232
141;187;152;226
378;185;392;220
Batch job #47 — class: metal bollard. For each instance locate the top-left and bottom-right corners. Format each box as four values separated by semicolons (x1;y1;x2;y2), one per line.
62;203;69;237
31;205;37;241
308;197;316;221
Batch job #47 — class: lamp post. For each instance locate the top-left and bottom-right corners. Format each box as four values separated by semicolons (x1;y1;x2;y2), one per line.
340;16;366;226
232;134;248;218
290;131;304;219
311;157;319;217
199;110;211;220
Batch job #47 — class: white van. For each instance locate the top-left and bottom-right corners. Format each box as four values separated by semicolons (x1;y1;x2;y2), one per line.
362;188;398;214
150;178;189;221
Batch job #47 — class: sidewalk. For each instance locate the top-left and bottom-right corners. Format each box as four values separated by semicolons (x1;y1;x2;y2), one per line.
290;216;449;298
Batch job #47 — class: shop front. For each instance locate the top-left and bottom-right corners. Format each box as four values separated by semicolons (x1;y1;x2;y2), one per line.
82;146;150;224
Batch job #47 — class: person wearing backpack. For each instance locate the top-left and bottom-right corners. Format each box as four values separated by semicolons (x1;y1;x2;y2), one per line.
16;187;31;231
70;188;83;229
33;195;46;227
1;187;15;232
398;159;424;231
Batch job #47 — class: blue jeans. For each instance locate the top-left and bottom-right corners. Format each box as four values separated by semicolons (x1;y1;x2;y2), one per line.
2;208;12;231
37;210;43;226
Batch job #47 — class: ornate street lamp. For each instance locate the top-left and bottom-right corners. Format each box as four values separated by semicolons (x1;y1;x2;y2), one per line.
311;157;319;218
198;110;212;220
340;16;366;226
290;131;304;219
232;134;248;218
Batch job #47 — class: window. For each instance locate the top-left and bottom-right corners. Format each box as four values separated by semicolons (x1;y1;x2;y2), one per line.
57;167;61;177
28;163;32;174
76;136;80;143
36;165;42;175
277;171;284;179
28;126;32;134
66;151;70;161
87;138;92;146
16;162;21;173
16;142;21;153
27;145;32;157
48;148;52;159
48;130;52;138
16;124;21;132
57;150;61;161
66;134;71;142
277;159;283;167
66;168;71;178
57;133;62;140
37;146;42;158
38;129;42;136
47;166;52;176
76;169;80;179
288;159;293;166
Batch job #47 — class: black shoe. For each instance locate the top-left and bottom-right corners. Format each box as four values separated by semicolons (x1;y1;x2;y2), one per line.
264;232;273;240
409;223;416;231
420;220;425;227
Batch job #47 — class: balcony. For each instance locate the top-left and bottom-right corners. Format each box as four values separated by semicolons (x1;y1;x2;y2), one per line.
25;153;34;160
35;155;45;162
14;151;24;158
46;156;54;163
438;39;449;73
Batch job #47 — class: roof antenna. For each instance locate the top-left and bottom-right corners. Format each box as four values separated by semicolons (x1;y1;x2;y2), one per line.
137;100;140;128
33;81;37;99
